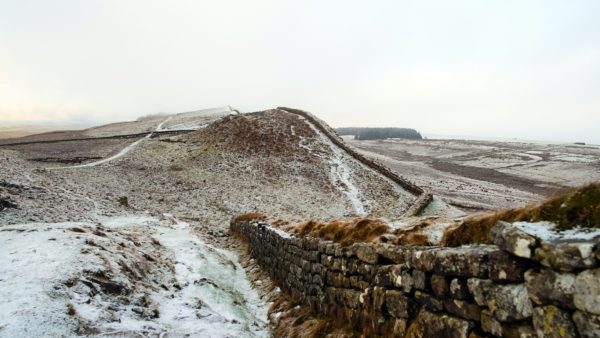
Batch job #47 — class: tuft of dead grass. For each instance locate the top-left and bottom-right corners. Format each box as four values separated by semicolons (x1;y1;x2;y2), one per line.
291;218;390;246
232;212;267;223
268;295;352;338
442;182;600;246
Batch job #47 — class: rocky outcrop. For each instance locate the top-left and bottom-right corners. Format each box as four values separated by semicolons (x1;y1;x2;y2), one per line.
231;219;600;337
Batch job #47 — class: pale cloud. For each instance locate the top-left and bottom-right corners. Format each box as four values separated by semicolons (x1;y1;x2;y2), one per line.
1;0;599;143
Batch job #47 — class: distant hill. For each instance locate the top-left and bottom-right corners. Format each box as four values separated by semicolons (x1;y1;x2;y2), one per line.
336;127;422;140
0;123;93;140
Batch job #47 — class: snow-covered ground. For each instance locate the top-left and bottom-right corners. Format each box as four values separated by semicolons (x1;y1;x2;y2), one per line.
0;215;271;338
513;221;600;241
151;226;269;337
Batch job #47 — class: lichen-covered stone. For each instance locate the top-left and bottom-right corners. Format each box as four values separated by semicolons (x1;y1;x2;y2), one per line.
535;241;598;272
450;278;470;300
412;269;427;290
467;278;494;306
573;310;600;338
406;309;473;338
376;244;407;264
489;284;533;322
407;247;439;272
525;269;575;309
468;279;532;322
489;250;531;282
444;299;481;321
431;246;494;278
392;268;413;293
532;305;577;338
502;324;535;338
492;221;538;259
481;309;502;337
574;268;600;315
414;291;444;312
355;243;379;264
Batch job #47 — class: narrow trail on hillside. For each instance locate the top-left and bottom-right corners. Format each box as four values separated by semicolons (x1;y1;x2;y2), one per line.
48;116;172;170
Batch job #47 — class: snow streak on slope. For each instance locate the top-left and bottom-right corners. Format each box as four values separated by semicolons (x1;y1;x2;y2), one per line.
301;117;367;216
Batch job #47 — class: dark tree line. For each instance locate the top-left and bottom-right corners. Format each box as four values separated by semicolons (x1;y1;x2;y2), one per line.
336;127;423;140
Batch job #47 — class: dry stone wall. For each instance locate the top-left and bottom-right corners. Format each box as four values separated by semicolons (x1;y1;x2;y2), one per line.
231;220;600;337
277;107;433;216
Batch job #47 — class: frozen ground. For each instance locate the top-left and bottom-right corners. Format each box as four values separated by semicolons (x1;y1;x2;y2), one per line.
0;108;432;337
0;215;270;338
348;138;600;211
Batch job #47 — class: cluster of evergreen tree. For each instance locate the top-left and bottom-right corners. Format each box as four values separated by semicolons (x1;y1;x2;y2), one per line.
336;127;422;140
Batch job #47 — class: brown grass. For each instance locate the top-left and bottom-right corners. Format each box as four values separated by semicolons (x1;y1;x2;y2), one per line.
233;212;267;222
393;233;431;246
185;110;324;160
291;218;390;246
269;296;328;338
390;218;436;246
269;295;354;338
67;303;76;316
169;164;184;171
442;182;600;246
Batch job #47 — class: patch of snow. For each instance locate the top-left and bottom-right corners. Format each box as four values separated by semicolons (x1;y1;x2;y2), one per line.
268;225;293;239
302;120;367;216
0;215;272;337
158;122;210;131
425;222;450;244
151;227;270;337
554;155;597;163
162;213;190;229
513;221;600;241
389;221;411;230
99;214;158;228
155;116;174;131
0;222;91;338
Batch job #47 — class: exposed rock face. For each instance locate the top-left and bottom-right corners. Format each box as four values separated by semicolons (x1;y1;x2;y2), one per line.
231;220;600;337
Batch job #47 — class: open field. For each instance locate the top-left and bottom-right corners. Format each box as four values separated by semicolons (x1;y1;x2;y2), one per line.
347;137;600;211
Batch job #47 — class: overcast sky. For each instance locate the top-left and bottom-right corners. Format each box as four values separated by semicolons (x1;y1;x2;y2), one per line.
1;0;599;143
